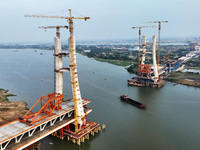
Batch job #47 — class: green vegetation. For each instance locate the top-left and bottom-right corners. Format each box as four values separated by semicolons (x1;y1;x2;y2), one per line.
0;108;9;111
165;78;180;82
186;58;200;69
76;45;195;73
126;63;138;74
96;58;133;66
0;89;16;101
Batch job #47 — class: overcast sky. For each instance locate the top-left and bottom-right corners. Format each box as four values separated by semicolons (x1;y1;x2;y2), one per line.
0;0;200;43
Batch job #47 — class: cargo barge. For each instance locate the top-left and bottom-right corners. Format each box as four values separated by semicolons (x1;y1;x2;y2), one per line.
120;95;146;108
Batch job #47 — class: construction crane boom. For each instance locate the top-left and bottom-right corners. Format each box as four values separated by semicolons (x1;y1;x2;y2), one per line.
39;26;68;38
144;21;168;23
132;25;156;29
24;15;90;20
39;26;68;29
132;25;156;72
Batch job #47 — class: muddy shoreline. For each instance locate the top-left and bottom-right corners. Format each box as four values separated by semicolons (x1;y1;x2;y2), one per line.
0;89;28;125
164;72;200;88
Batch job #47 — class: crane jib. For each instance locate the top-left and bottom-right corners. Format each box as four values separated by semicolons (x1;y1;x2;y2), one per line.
24;15;90;20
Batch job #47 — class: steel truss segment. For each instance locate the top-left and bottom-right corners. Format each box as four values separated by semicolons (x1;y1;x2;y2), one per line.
40;123;48;131
15;133;25;143
28;128;37;137
0;109;71;144
68;111;73;117
1;139;10;150
0;99;90;149
60;113;67;121
50;118;57;126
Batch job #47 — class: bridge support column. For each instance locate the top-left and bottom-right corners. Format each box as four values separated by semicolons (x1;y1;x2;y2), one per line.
51;121;101;145
59;128;64;139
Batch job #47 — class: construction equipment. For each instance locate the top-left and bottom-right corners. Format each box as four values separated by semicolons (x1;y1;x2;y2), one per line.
19;93;64;125
128;35;165;87
39;26;68;38
39;25;69;96
192;44;200;51
163;56;166;64
132;26;156;72
143;21;168;67
163;53;170;63
25;9;90;133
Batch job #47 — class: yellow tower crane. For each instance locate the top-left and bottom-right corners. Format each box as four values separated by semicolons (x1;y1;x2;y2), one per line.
25;9;90;133
132;26;156;72
143;21;168;68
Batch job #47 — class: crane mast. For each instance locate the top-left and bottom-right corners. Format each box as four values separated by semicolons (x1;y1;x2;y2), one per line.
132;26;156;72
25;9;90;133
68;9;85;133
143;21;168;68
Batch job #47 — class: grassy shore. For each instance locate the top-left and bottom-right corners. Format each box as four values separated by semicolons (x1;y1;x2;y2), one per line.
95;58;200;88
0;89;16;101
95;58;133;66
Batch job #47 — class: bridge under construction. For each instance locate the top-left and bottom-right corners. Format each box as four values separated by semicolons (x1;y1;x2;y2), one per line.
128;35;165;87
0;9;100;150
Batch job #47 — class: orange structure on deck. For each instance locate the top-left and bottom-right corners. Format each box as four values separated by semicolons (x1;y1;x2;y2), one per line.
139;64;151;74
19;93;64;125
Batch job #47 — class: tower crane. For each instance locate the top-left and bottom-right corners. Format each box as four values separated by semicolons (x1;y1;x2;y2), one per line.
143;21;168;68
39;25;69;98
25;9;90;133
39;25;68;38
163;53;170;64
132;26;156;72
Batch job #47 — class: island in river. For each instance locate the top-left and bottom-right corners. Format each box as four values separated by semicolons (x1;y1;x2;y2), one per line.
0;89;28;125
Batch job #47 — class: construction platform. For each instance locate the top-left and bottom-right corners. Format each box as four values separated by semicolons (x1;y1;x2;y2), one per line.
52;120;100;145
0;98;91;150
128;77;165;87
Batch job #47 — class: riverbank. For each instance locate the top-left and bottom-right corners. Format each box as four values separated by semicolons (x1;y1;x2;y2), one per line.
0;89;28;125
95;58;200;88
185;66;200;70
164;72;200;88
1;49;200;150
0;88;42;149
95;58;133;66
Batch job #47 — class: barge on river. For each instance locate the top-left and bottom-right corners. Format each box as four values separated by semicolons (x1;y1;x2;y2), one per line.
120;95;146;108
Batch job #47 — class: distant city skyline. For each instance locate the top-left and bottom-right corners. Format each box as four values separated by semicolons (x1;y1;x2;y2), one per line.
0;37;195;46
0;0;200;43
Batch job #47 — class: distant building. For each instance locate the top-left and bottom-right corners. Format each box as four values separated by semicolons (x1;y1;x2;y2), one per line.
82;49;91;53
128;46;139;51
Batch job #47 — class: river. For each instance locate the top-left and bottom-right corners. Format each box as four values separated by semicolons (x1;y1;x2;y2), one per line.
0;49;200;150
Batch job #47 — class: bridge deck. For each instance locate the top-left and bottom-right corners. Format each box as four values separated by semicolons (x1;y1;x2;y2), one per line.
0;99;91;150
